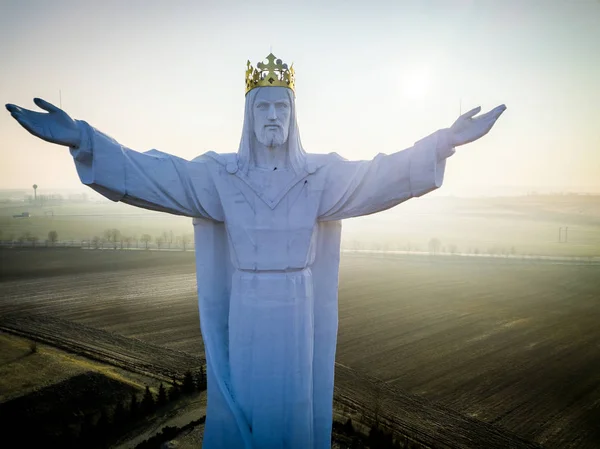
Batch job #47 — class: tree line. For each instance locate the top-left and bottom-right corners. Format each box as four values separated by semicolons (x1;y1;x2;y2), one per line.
10;368;206;449
1;228;194;251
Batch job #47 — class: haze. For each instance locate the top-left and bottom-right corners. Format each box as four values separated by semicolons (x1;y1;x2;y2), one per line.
1;0;599;196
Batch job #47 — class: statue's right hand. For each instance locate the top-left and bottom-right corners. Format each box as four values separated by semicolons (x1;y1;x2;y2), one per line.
5;98;82;148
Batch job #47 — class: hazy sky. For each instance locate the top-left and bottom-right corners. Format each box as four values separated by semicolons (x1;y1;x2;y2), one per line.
1;0;599;195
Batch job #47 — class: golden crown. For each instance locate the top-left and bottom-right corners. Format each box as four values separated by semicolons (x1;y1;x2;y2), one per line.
245;53;295;95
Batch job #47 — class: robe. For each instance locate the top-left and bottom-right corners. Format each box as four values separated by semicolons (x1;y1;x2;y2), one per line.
70;120;453;448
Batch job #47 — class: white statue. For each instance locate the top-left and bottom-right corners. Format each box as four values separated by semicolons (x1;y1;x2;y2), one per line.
6;53;506;449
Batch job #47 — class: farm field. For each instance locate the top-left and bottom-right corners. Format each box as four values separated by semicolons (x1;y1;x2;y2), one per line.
0;314;204;381
1;249;600;448
337;255;600;449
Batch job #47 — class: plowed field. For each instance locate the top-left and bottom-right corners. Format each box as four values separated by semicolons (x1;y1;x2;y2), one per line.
1;249;599;448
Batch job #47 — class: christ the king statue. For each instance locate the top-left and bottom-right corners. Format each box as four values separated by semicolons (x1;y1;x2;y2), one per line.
6;53;506;449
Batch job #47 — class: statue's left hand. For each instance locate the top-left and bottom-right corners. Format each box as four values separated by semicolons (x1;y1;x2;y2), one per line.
450;104;506;147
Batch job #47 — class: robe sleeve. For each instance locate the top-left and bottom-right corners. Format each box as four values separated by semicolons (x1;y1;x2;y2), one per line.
69;120;223;220
318;129;454;221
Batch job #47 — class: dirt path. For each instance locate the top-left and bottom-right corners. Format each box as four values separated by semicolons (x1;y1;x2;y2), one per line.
113;393;206;449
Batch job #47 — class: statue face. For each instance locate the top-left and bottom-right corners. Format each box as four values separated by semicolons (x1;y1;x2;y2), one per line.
253;87;291;148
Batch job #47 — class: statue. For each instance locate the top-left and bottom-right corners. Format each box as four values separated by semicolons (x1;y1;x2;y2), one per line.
5;53;506;449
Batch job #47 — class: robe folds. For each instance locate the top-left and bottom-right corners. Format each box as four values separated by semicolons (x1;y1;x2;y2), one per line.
70;120;452;449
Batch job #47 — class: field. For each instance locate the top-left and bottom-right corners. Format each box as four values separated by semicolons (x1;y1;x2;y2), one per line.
0;324;208;449
0;332;149;403
1;248;600;448
1;314;204;381
337;255;600;448
0;330;160;448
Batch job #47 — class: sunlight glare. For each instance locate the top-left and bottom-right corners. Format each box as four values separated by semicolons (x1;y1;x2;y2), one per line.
400;68;432;99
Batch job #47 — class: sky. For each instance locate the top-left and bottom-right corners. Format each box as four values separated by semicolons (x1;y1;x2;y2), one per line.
1;0;599;196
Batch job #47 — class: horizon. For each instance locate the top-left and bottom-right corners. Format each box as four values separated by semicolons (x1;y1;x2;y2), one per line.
2;185;600;199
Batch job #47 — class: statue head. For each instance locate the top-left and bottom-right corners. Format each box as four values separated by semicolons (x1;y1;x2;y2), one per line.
252;86;291;148
237;53;306;174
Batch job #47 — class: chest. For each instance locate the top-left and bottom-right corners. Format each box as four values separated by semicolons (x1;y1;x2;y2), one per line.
213;169;325;269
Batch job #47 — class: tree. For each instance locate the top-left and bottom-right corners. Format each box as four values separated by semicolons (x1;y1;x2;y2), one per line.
448;244;458;255
140;234;152;250
18;232;30;244
181;234;194;251
178;234;192;251
91;236;101;249
48;230;58;246
141;386;155;414
156;236;164;249
79;413;96;444
27;234;39;247
428;238;441;255
157;383;168;408
104;228;121;249
162;230;174;249
182;370;196;395
168;379;181;402
129;393;139;420
96;408;110;446
112;400;127;427
195;366;207;391
342;418;354;434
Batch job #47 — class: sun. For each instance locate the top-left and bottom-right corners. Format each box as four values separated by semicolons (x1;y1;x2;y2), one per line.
400;68;432;99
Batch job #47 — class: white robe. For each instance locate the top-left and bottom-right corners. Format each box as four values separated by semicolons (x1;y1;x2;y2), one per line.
70;120;453;449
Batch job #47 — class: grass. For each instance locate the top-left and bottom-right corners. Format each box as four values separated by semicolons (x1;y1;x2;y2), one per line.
0;332;152;403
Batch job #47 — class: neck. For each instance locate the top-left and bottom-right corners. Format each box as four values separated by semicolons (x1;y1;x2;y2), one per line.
251;140;290;170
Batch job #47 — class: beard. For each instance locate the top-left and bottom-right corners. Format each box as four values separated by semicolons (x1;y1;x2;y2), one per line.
255;125;288;147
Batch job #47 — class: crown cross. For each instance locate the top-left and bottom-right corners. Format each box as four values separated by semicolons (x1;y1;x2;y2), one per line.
245;53;295;95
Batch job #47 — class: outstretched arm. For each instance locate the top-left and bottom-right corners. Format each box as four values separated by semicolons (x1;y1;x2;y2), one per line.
318;105;506;221
6;98;222;220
